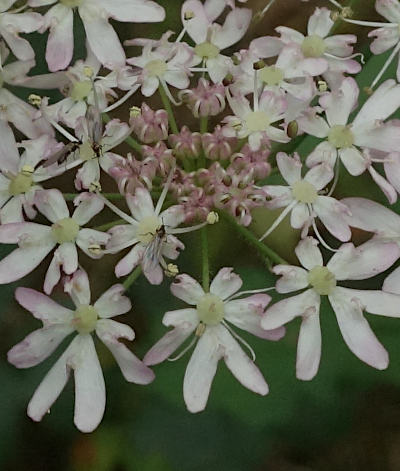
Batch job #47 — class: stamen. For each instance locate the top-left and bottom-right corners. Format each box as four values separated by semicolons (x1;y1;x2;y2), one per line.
222;321;256;361
95;191;137;225
253;69;259;111
160;79;182;106
370;41;400;90
327;157;340;197
48;119;79;143
324;52;365;64
167;336;197;361
103;87;138;113
259;200;297;242
343;19;397;28
155;165;176;215
225;287;275;303
311;212;338;253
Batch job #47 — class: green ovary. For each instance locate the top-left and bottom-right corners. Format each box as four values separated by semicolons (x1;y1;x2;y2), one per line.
301;35;326;58
328;125;354;149
51;218;79;244
308;266;336;295
73;305;98;334
291;180;318;204
245;111;270;132
196;293;225;326
69;80;92;101
8;173;33;196
194;42;220;59
259;66;284;86
60;0;83;7
79;140;96;161
145;59;167;77
137;215;162;244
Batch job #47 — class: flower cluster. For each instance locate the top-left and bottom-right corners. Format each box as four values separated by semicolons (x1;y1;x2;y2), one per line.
2;0;400;433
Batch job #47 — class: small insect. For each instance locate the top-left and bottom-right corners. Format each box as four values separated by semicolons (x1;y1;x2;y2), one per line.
142;225;167;275
43;141;81;168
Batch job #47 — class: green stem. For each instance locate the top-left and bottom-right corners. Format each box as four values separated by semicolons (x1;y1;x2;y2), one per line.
159;85;179;135
123;266;142;291
93;219;126;231
102;113;142;153
198;116;208;169
201;227;210;292
220;211;288;265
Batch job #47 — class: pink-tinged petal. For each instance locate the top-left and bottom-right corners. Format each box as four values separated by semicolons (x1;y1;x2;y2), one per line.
43;251;62;295
329;287;389;370
16;287;73;323
162;235;184;260
72;193;103;226
44;243;78;294
171;274;205;305
160;205;185;228
353;80;400;128
209;267;242;300
183;327;223;413
64;269;91;307
297;111;329;138
182;0;208;44
0;118;19;173
250;36;283;58
376;0;400;22
276;152;302;185
307;7;333;37
369;27;399;55
144;312;198;366
35;189;69;223
141;255;163;285
276;26;304;45
338;286;400;317
0;222;50;245
217;325;269;395
338;147;367;176
45;5;74;72
27;338;74;424
261;289;320;330
94;284;131;318
313;196;352;242
141;76;159;97
295;237;323;270
306;141;336;169
327;240;399;280
290;202;308;229
273;265;309;293
164;69;190;90
296;309;321;381
97;0;165;22
0;242;55;284
107;224;138;252
76;229;110;259
126;188;155;221
304;163;333;190
319;77;359;127
70;335;105;433
213;8;251;50
204;0;225;20
115;244;145;278
355;123;400;154
0;196;24;224
384;152;400;193
224;294;285;340
324;34;357;57
162;308;199;327
8;325;74;368
264;185;293;209
80;6;125;68
96;318;155;384
368;165;397;204
341;197;400;236
384;265;400;294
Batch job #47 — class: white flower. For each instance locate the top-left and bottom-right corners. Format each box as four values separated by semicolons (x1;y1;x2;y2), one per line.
144;268;284;412
7;269;154;432
262;237;400;380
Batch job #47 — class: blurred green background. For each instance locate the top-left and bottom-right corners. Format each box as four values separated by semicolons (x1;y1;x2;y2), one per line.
3;1;400;470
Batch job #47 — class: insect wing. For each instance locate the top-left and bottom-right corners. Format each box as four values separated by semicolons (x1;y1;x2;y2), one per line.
142;234;165;276
43;142;76;168
86;104;103;144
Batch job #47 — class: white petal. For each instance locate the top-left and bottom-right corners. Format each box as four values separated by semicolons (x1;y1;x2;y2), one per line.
96;319;155;384
63;269;91;307
94;284;131;318
35;189;69;223
295;236;323;270
338;286;400;317
183;327;223;413
296;310;321;380
276;152;302;185
171;274;205;305
273;265;309;293
210;267;242;300
329;287;389;370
